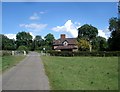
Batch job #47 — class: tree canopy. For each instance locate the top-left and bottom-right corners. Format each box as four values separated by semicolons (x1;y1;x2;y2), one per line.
16;31;33;50
78;24;98;41
108;17;120;51
44;33;55;46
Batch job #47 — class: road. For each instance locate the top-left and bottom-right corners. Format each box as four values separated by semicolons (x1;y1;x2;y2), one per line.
2;52;50;90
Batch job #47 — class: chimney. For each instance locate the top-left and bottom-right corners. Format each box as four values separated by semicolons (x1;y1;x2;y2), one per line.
61;34;66;39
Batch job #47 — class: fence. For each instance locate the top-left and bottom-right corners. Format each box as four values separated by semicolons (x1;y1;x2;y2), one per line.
0;50;27;56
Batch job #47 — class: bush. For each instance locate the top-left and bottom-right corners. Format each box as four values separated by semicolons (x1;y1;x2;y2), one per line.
48;50;120;57
17;46;28;53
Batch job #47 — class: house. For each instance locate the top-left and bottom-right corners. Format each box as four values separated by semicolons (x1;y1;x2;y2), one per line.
53;34;78;51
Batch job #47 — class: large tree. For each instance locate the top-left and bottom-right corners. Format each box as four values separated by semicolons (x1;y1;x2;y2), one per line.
44;33;55;46
78;24;98;41
92;36;108;51
108;17;120;51
77;24;98;51
44;33;55;50
16;31;33;50
34;35;44;50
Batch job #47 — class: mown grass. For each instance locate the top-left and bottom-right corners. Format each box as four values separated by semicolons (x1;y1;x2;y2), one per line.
0;55;26;73
41;56;118;90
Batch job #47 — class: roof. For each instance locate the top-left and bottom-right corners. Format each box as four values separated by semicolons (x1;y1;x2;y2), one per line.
54;45;78;50
53;38;77;46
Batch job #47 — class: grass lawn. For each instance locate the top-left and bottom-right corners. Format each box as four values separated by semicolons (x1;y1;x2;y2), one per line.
41;56;118;90
0;55;26;73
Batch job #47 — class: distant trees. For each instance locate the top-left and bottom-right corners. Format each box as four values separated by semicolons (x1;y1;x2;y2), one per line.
77;24;109;51
77;38;90;51
16;31;33;50
44;33;55;46
1;32;55;51
108;17;120;51
92;36;108;51
77;24;98;51
78;24;98;41
1;34;16;50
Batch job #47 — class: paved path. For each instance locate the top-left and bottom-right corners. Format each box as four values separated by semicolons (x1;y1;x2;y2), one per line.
2;52;50;90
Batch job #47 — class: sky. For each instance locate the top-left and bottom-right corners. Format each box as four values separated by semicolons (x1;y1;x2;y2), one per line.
2;2;118;40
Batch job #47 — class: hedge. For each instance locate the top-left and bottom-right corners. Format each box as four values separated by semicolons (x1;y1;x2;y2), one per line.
48;50;120;57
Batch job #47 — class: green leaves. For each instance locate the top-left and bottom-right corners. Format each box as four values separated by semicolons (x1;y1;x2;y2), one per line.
78;24;98;41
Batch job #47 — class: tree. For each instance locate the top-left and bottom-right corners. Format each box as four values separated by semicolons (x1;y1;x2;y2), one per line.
77;38;90;51
17;45;28;53
16;31;33;50
92;36;108;51
34;35;43;50
78;24;98;41
77;24;98;51
44;33;55;46
1;34;16;50
108;17;120;51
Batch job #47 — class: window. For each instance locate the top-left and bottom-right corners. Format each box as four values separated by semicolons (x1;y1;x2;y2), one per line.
63;41;68;46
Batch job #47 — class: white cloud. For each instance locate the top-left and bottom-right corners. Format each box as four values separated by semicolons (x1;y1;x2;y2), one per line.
29;32;35;39
52;20;78;38
98;30;108;39
5;34;16;40
29;13;40;20
19;23;47;32
39;11;46;14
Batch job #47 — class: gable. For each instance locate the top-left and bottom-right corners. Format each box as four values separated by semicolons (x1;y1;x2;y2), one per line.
53;38;77;46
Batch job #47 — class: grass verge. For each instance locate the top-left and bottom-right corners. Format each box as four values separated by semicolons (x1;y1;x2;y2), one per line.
41;56;118;90
0;55;26;73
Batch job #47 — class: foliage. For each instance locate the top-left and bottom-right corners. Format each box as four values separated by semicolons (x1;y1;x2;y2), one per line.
16;31;33;50
44;33;55;46
92;36;108;51
48;50;120;57
34;35;44;50
17;45;28;53
1;34;16;50
77;38;90;51
108;17;120;51
78;24;98;41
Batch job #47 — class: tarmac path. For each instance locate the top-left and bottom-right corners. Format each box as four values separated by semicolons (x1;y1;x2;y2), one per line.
2;52;50;90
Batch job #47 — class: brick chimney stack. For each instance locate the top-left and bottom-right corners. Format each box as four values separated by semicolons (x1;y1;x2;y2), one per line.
61;34;66;39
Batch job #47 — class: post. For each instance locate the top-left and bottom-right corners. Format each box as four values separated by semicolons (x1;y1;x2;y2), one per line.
89;40;92;52
24;51;26;55
12;51;14;56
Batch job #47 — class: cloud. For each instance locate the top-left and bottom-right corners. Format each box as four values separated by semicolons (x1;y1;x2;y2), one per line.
29;32;35;39
39;11;46;14
5;34;16;40
29;13;40;20
19;23;47;32
52;20;79;38
98;30;110;39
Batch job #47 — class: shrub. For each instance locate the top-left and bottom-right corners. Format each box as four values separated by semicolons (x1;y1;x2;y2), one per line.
17;46;28;53
48;50;120;57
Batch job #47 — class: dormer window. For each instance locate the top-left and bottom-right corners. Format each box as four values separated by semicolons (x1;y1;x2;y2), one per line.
63;41;68;46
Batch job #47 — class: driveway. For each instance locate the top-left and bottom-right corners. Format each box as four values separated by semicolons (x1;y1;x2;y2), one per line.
2;52;50;90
